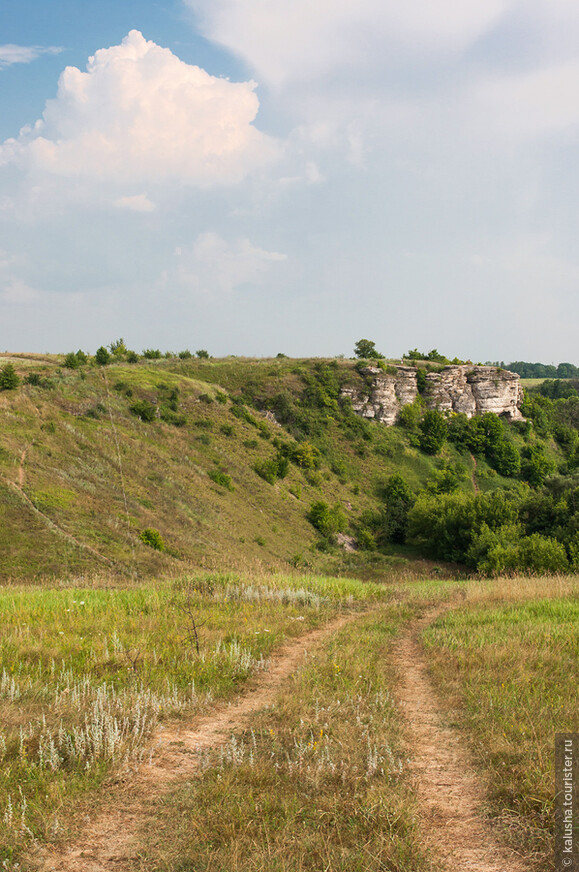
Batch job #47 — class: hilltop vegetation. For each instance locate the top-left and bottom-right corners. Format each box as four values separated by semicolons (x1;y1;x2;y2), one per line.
1;346;579;580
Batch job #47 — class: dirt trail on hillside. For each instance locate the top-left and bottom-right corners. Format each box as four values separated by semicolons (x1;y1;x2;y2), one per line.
18;448;27;487
31;613;357;872
392;606;527;872
1;452;114;567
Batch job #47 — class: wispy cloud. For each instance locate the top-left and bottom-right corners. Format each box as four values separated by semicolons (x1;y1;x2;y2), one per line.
0;44;63;69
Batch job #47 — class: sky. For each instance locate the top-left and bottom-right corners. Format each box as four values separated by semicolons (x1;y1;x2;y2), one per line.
1;0;578;362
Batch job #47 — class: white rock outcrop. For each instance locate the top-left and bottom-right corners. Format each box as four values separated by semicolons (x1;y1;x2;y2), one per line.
342;365;524;424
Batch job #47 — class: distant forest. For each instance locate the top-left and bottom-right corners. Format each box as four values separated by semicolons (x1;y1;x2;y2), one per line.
507;361;579;379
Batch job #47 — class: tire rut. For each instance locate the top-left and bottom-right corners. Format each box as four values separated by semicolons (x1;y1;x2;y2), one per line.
392;605;527;872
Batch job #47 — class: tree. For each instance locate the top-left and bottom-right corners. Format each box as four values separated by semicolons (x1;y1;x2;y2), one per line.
64;352;80;369
196;349;210;359
109;338;127;357
95;346;111;366
306;501;347;538
0;363;20;390
381;474;414;543
419;409;447;454
354;339;384;360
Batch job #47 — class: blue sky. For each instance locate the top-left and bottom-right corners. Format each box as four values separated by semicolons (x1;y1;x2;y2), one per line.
1;0;578;361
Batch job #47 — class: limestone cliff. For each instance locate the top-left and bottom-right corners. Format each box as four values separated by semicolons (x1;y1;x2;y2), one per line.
341;365;524;425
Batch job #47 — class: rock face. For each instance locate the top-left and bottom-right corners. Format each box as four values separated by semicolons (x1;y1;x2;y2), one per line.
342;365;524;425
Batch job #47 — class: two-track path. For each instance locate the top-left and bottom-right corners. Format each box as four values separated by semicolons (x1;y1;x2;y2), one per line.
31;604;529;872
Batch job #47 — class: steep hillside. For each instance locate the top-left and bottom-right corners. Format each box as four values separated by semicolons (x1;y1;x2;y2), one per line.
0;351;576;581
0;354;462;581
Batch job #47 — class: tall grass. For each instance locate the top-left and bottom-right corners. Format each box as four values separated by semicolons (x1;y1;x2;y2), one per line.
0;572;385;863
422;575;579;869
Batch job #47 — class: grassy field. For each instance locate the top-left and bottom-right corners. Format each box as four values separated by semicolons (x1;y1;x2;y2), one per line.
0;571;388;865
1;570;576;871
423;575;579;868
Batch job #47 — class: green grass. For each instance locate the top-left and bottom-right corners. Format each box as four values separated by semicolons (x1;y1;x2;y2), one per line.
422;575;579;869
1;571;577;869
133;606;433;872
0;571;386;863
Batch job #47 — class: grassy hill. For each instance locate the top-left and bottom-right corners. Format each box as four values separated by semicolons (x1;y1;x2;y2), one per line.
1;350;577;582
0;353;478;582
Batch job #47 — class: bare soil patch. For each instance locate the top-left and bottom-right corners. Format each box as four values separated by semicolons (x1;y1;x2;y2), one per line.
392;606;528;872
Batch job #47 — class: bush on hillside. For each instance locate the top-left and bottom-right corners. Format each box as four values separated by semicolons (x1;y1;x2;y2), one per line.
380;474;415;544
130;400;156;422
307;500;347;538
139;527;165;551
419;409;447;454
95;346;111;366
0;363;20;390
254;452;289;485
208;469;235;491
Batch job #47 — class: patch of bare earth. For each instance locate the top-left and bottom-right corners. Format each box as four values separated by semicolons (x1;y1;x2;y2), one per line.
30;613;357;872
392;606;527;872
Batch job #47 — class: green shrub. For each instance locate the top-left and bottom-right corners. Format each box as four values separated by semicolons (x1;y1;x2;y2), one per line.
306;500;347;538
126;350;139;363
254;452;289;485
397;398;423;431
0;363;20;390
491;439;521;477
159;409;187;426
95;346;111;366
63;352;80;369
290;441;321;469
357;529;377;551
220;424;234;437
517;533;569;573
196;349;210;359
139;527;165;551
208;469;234;491
142;348;162;359
419;409;447;454
380;474;415;544
521;445;556;487
24;372;42;386
109;338;127;357
130;400;156;422
178;349;193;359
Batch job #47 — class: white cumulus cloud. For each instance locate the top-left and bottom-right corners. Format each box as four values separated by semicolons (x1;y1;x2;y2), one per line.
0;30;278;186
